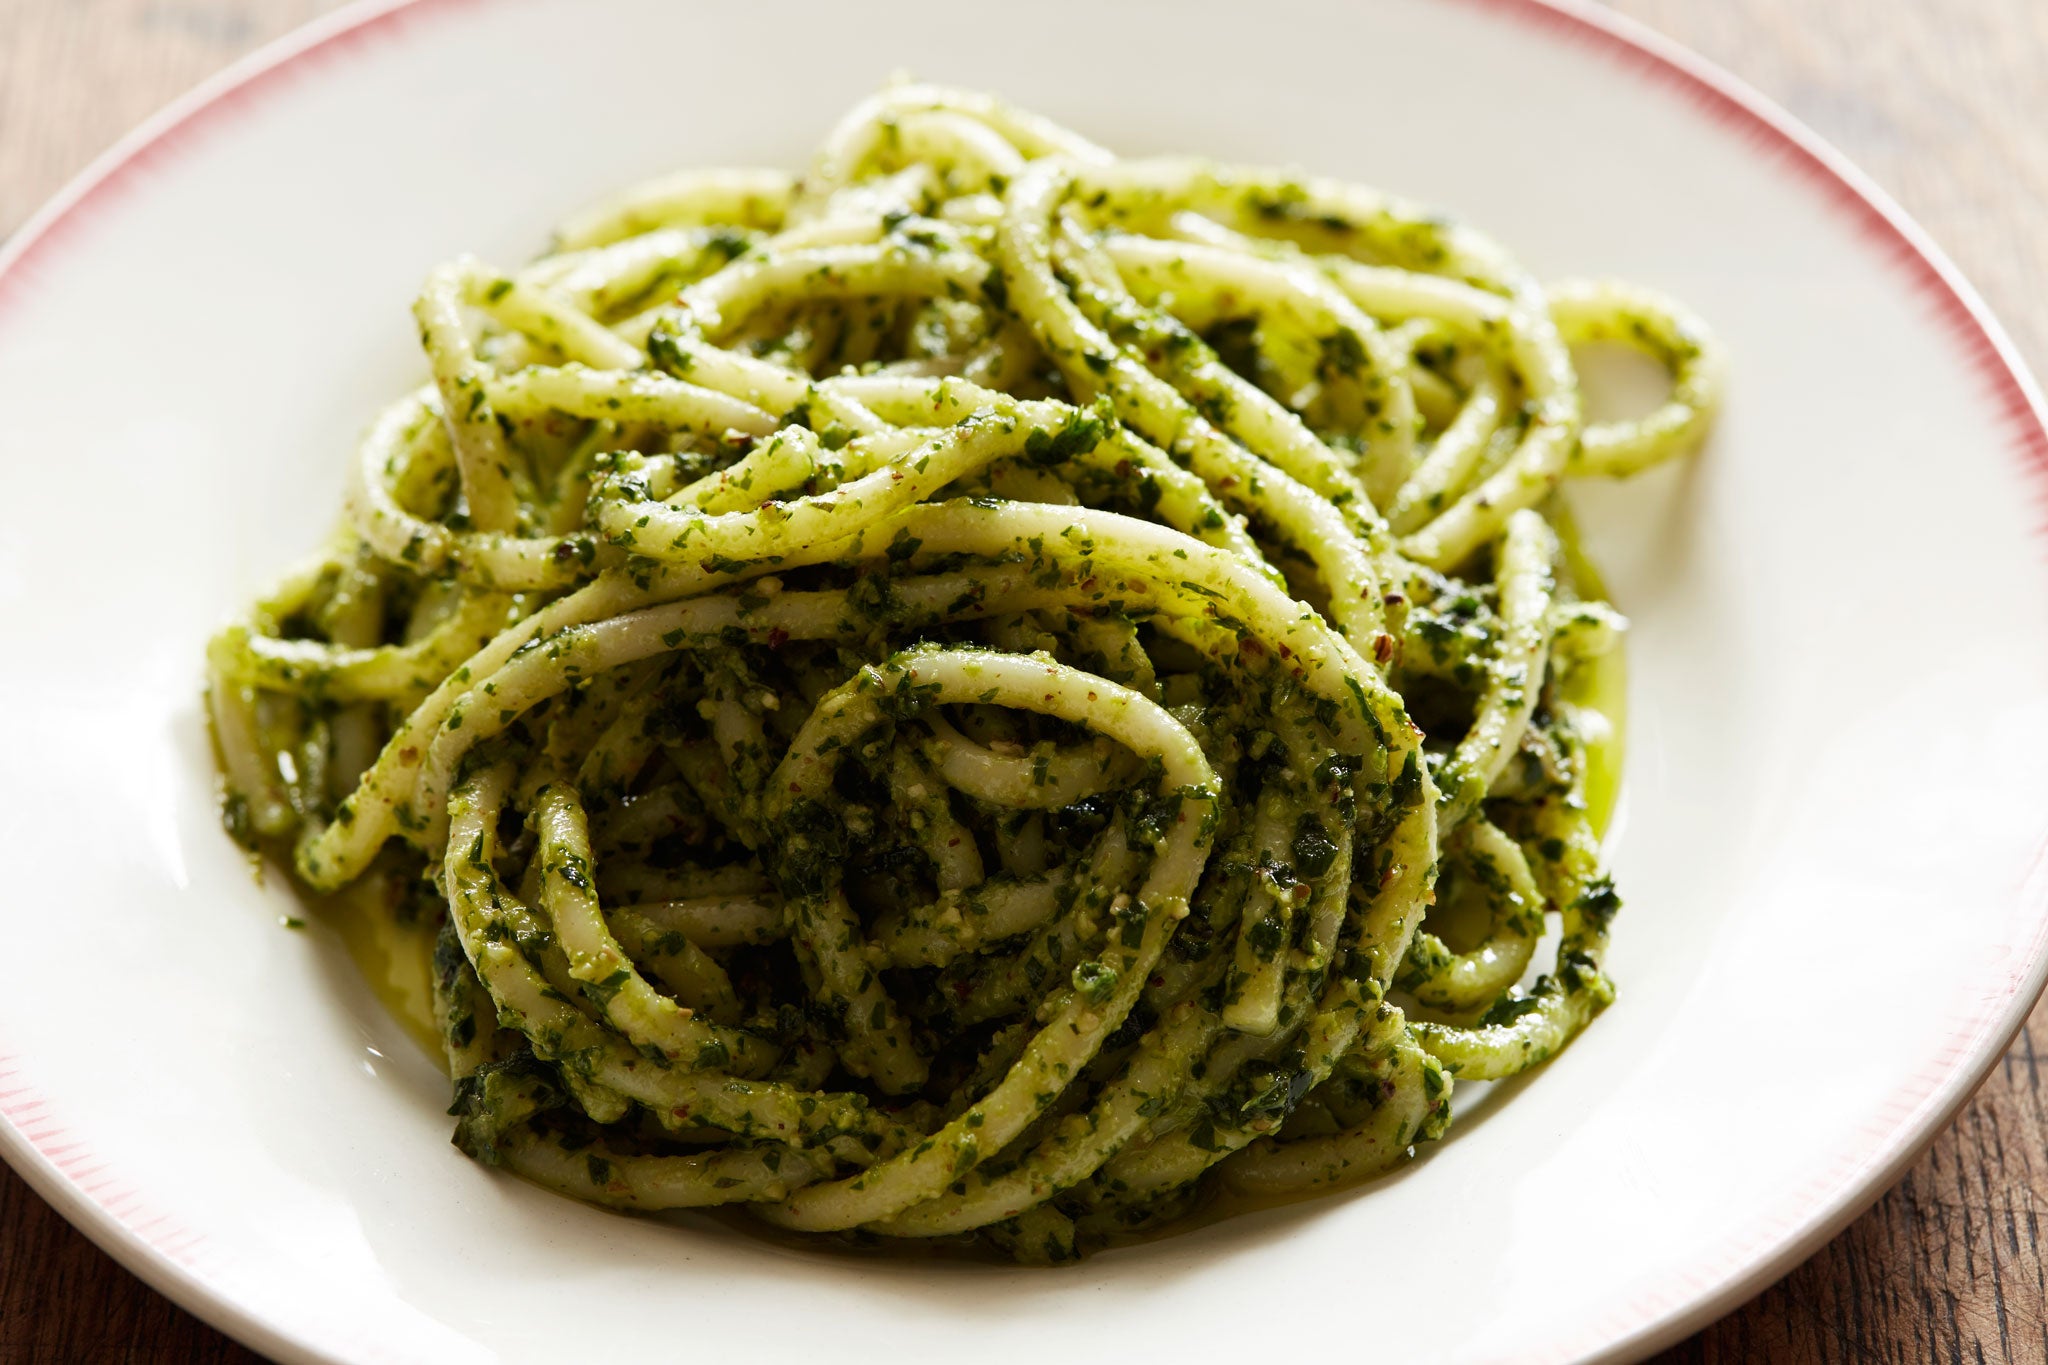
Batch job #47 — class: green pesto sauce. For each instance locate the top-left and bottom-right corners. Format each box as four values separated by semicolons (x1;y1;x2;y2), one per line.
293;502;1634;1219
687;518;1635;1258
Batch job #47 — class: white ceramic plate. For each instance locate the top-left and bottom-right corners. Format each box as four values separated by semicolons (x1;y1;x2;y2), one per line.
4;1;2046;1361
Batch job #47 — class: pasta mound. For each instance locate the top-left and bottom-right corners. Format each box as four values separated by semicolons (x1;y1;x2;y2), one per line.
208;85;1722;1260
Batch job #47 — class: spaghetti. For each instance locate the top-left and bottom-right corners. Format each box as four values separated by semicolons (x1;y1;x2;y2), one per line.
208;85;1722;1260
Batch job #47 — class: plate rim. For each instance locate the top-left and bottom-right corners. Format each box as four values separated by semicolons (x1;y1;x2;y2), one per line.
2;1;2045;1361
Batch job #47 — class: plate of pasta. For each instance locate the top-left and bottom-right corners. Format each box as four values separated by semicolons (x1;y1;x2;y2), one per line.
2;0;2046;1362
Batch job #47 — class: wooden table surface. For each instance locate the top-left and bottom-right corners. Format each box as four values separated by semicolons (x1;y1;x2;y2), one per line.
3;0;2046;1360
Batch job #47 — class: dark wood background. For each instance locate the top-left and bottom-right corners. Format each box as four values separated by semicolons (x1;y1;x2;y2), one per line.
2;0;2045;1359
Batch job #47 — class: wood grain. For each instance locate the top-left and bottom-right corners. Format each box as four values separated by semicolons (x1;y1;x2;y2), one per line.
1;1;2045;1360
